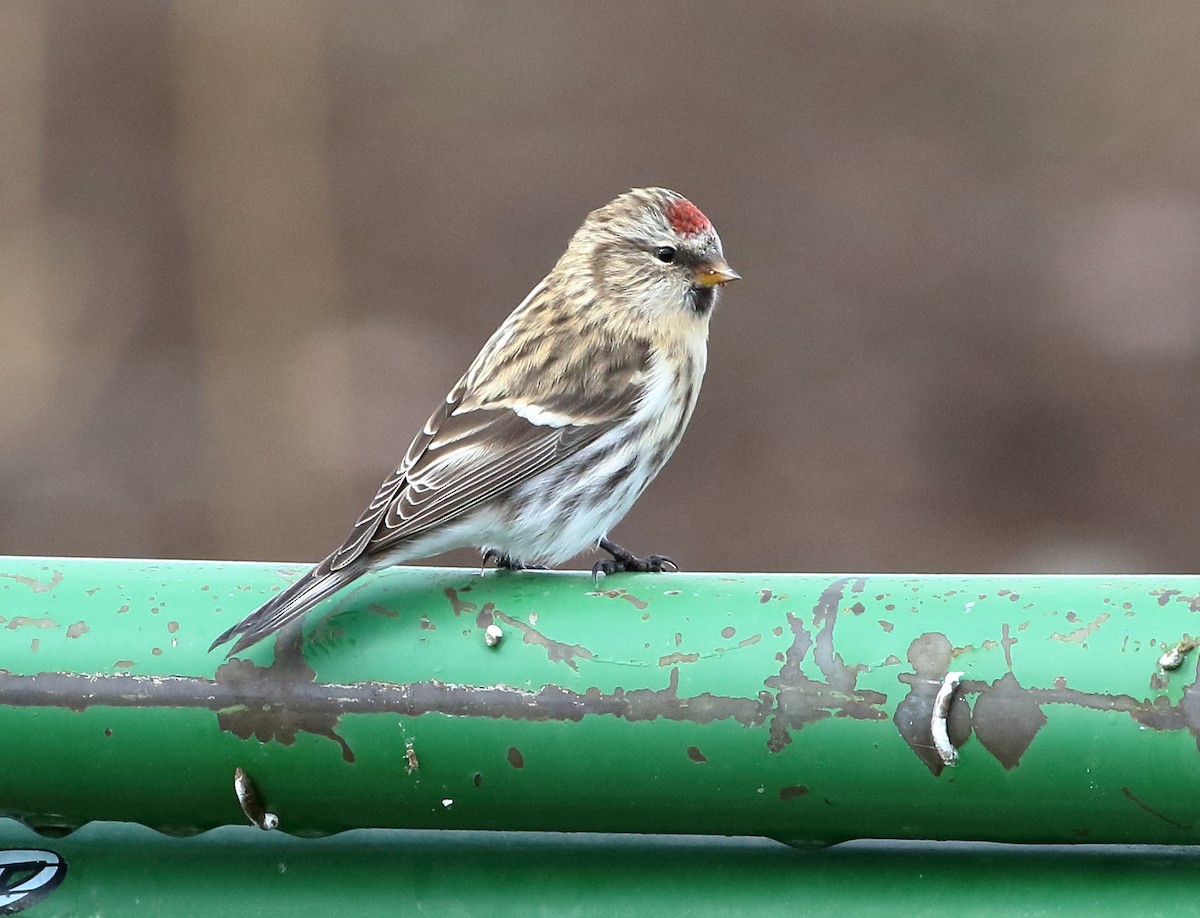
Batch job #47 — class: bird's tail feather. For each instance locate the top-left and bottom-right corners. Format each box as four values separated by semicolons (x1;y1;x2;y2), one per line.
208;556;368;657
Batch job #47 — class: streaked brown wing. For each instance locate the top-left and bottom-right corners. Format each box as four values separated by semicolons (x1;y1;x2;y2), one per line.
325;380;468;572
366;403;622;553
328;382;633;571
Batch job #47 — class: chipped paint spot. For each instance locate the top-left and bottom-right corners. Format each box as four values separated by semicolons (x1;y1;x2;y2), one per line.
779;785;808;801
117;604;129;614
883;654;902;666
659;652;699;666
5;617;58;631
216;628;354;762
663;590;681;597
507;746;524;769
493;609;594;669
444;587;476;617
772;626;783;637
1050;612;1110;644
66;621;89;639
738;634;761;649
114;660;134;669
368;603;400;618
971;672;1046;769
686;746;707;763
474;602;496;630
1002;622;1017;669
759;589;773;604
420;616;436;631
30;638;39;653
879;620;894;633
0;570;63;593
167;621;179;634
721;626;736;639
765;579;888;753
587;588;648;610
152;647;162;656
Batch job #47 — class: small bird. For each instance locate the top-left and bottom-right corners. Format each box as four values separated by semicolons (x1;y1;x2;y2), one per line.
211;187;738;656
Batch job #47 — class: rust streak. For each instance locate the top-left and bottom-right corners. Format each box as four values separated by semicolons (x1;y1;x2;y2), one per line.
1121;786;1189;829
1002;622;1016;669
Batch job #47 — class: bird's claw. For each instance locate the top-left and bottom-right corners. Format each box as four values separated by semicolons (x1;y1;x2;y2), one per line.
481;549;544;572
591;552;678;581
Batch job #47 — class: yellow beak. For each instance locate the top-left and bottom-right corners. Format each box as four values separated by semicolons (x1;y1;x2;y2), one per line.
693;258;741;287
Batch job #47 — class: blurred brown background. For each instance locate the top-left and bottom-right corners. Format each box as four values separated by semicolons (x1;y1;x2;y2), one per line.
3;2;1199;574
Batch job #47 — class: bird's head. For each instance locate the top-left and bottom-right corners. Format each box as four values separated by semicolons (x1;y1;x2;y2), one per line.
565;187;739;325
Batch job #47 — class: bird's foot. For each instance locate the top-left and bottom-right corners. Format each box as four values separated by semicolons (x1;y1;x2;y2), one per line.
592;538;678;580
481;549;545;572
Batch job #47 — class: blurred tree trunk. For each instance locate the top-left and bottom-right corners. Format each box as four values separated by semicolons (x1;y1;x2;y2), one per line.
0;2;49;450
174;3;346;557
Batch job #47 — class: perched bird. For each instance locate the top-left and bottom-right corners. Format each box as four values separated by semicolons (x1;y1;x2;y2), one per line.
211;187;739;656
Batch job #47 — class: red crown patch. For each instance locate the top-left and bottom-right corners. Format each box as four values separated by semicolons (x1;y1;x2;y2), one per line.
665;198;711;236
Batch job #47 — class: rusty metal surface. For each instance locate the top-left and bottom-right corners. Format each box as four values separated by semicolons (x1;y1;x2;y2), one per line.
2;557;1200;844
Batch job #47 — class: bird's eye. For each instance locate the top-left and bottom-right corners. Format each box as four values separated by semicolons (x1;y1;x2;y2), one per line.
655;246;677;263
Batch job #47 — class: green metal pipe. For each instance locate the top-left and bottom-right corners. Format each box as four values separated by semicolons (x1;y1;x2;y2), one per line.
2;556;1200;845
4;819;1200;917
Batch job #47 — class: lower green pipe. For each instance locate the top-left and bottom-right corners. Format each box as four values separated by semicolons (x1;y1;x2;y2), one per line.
2;556;1200;845
3;820;1199;918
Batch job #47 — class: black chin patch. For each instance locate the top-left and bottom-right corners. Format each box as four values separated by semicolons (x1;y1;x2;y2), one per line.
688;285;716;315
